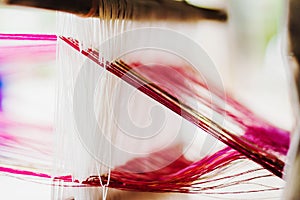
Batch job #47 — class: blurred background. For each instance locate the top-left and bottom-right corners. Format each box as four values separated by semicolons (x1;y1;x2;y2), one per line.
0;5;56;200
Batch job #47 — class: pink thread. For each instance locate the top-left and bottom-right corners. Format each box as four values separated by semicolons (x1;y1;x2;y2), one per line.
0;34;57;41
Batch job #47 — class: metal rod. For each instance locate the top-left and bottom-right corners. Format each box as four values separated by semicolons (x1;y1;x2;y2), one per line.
3;0;227;21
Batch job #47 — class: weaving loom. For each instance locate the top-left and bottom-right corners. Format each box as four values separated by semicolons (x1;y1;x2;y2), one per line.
0;1;299;199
